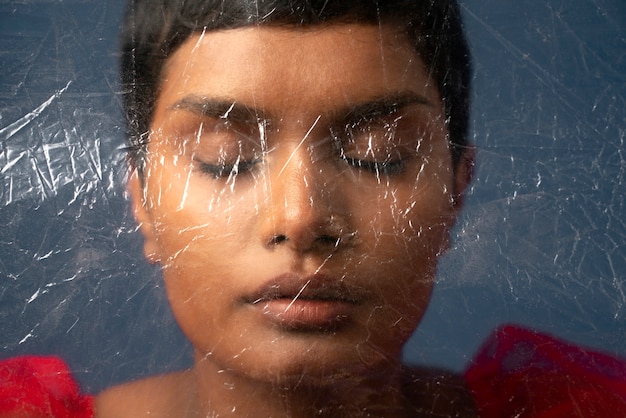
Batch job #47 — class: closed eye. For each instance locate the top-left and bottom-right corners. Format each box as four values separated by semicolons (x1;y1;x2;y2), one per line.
341;156;405;176
196;157;261;179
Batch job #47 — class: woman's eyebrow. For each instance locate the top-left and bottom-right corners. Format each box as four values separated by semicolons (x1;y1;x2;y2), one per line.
169;92;431;126
169;96;268;125
343;92;433;122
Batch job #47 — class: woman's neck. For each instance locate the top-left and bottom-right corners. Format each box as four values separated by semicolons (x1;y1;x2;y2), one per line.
191;352;411;418
94;357;476;417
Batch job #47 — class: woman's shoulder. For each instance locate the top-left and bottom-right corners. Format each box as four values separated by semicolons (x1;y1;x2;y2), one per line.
0;355;94;417
95;370;195;418
465;324;626;417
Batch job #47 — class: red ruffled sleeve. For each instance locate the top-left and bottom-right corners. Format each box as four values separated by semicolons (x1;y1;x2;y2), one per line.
465;325;626;418
0;356;94;418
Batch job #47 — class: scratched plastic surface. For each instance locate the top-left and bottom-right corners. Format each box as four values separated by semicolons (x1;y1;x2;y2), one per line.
0;0;624;396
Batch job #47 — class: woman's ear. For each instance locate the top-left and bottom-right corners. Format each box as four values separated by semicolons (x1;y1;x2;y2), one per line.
127;169;161;264
452;147;475;211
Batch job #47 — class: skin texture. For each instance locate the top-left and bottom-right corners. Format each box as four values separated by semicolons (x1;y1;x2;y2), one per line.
97;24;474;417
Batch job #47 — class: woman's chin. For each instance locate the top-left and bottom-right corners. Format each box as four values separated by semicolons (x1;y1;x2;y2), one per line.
196;337;400;387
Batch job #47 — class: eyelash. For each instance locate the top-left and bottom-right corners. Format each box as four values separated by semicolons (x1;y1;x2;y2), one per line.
341;156;405;176
197;154;405;180
332;121;406;176
198;155;404;178
197;159;260;179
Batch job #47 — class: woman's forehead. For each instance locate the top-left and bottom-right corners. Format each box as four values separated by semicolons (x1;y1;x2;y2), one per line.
157;24;442;120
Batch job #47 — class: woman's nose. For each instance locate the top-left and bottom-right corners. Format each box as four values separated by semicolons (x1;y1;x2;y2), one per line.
259;146;349;253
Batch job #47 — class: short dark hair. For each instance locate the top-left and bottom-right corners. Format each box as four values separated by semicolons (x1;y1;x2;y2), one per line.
120;0;471;171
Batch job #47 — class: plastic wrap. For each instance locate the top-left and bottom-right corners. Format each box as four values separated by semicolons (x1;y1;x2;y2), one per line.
1;0;624;414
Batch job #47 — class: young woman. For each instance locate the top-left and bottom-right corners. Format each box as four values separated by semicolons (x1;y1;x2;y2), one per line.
97;1;474;415
2;1;625;417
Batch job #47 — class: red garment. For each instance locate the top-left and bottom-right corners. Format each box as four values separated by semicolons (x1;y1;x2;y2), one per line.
2;326;626;417
0;356;93;418
465;325;626;417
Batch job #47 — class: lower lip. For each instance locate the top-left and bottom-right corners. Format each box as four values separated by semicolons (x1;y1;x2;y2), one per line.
254;298;353;331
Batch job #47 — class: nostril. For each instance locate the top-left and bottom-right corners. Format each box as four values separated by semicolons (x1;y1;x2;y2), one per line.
269;234;288;245
317;235;340;247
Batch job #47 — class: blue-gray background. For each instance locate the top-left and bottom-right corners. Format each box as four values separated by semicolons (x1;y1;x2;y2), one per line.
1;0;624;393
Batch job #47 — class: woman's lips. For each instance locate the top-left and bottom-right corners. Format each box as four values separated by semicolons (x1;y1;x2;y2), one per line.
259;298;352;330
244;273;364;331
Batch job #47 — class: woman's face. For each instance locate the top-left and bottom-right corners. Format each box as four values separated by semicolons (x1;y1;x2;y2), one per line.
130;24;470;383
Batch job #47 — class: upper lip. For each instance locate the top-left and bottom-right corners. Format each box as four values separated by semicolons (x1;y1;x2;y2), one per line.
244;273;366;305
